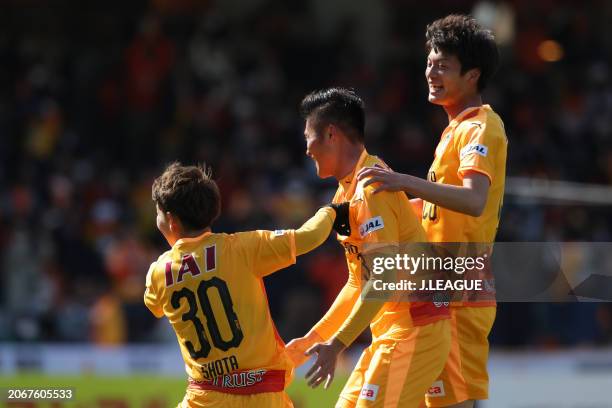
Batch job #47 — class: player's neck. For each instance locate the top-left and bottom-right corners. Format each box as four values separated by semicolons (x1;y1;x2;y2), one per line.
335;143;365;181
444;94;482;121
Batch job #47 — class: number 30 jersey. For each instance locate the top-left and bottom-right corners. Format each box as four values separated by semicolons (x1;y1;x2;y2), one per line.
144;229;297;386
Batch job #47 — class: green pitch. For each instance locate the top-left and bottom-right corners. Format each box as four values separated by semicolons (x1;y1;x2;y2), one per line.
2;373;347;407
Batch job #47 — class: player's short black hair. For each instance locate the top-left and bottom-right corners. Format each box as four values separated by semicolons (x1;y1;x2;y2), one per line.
152;162;221;231
300;87;365;144
426;14;499;91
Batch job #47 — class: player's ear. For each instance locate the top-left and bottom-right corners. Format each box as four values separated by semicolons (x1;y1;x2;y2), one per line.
327;124;337;142
167;212;180;233
467;68;481;87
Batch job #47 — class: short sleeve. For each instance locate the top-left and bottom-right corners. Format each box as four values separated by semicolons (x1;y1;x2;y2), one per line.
456;123;500;183
144;262;164;318
236;229;297;278
353;186;400;245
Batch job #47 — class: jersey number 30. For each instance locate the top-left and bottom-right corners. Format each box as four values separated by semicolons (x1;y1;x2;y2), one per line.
171;277;244;359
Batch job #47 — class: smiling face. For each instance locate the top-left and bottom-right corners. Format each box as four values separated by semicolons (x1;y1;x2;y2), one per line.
425;48;479;111
304;117;338;179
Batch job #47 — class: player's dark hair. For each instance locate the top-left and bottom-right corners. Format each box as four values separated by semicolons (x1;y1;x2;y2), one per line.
152;162;221;231
426;14;499;91
300;87;365;144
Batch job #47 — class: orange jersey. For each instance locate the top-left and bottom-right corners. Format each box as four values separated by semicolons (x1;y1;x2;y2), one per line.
144;229;297;388
316;150;449;346
422;105;507;243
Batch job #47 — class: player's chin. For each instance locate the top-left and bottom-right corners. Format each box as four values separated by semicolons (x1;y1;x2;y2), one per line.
427;93;446;105
317;170;331;179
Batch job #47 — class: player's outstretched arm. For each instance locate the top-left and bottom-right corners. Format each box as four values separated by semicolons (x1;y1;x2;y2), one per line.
294;202;350;256
357;167;489;217
294;206;336;256
303;283;389;389
302;245;397;388
292;219;399;373
246;203;348;278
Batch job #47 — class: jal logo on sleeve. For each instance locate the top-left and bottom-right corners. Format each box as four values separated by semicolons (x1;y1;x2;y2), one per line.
359;216;384;237
460;143;488;159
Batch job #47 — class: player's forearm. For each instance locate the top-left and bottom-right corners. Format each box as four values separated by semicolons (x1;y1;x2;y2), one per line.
301;328;324;345
312;282;360;340
400;174;485;216
334;246;399;347
334;297;385;347
295;207;335;256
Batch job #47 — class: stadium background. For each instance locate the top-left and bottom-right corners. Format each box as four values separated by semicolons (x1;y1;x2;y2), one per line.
1;0;611;406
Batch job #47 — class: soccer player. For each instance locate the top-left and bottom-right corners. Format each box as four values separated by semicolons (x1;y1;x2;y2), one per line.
144;162;348;408
286;88;451;407
357;15;507;408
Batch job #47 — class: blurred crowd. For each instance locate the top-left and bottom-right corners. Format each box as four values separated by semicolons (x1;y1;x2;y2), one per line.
1;0;612;348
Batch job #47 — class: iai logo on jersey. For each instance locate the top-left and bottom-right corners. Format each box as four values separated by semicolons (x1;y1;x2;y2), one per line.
359;383;379;401
274;230;286;236
460;143;488;159
426;380;446;397
359;216;384;237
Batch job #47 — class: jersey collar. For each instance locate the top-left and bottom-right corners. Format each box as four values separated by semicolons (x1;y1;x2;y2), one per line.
174;230;212;248
337;149;369;201
448;104;489;128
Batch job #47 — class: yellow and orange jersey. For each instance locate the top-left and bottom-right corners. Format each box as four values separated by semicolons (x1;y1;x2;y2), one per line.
144;229;297;388
422;104;507;243
314;150;449;346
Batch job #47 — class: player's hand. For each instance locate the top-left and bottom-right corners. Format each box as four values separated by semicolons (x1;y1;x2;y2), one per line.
357;166;409;194
285;332;322;367
304;337;346;389
286;331;324;367
327;202;351;236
